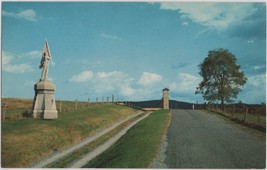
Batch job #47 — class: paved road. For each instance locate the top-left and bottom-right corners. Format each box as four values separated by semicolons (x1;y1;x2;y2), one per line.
165;109;265;169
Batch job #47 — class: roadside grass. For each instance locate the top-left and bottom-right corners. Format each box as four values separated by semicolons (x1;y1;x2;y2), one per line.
83;109;171;168
206;110;266;139
1;104;138;168
46;113;145;168
231;113;266;126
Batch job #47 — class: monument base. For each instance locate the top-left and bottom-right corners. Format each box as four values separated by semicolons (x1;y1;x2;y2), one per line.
32;80;58;119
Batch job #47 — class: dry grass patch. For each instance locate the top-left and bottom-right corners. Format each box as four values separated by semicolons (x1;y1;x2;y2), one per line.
2;103;138;168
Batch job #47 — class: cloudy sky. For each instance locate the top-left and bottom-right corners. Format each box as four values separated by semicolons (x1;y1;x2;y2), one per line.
2;2;266;104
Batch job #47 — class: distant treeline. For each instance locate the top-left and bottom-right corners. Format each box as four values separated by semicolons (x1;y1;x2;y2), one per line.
123;100;266;115
123;100;194;109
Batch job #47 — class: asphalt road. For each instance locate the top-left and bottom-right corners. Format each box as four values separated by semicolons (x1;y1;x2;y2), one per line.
165;109;266;169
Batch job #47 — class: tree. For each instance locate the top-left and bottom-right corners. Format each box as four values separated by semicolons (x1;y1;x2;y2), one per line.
196;48;247;110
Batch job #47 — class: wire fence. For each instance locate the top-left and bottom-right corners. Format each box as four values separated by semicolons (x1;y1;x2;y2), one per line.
205;103;266;131
1;97;121;121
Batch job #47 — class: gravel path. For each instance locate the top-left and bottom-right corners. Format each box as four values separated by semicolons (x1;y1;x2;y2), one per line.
29;110;144;168
68;111;152;168
165;109;265;168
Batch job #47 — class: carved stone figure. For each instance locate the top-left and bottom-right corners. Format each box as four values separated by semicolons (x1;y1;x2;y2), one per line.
32;40;58;119
40;40;51;81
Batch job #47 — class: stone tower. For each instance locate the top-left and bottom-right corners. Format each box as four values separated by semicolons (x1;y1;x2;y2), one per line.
162;88;169;109
32;40;58;119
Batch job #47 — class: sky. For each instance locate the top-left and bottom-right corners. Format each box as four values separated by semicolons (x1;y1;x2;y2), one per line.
1;2;266;104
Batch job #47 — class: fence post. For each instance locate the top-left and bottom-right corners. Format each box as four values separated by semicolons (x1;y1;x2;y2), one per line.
88;98;90;108
258;112;260;124
59;101;62;112
75;99;78;109
231;105;235;117
243;107;248;123
2;102;6;122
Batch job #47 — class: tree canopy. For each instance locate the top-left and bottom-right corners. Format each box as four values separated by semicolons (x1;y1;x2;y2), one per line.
196;48;247;109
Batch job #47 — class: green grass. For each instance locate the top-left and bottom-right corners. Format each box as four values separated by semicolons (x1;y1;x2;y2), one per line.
1;97;114;120
232;113;266;125
46;113;145;168
1;104;138;168
83;109;171;168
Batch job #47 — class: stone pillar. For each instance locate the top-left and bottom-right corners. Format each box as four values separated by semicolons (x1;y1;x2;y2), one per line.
162;88;169;109
32;80;58;119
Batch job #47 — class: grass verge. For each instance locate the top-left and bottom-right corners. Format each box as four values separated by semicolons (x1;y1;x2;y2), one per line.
45;113;145;168
83;109;171;168
205;110;266;139
1;104;138;168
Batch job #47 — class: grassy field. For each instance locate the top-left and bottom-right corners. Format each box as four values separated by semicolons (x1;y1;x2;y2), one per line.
1;98;114;120
1;98;138;168
83;109;171;168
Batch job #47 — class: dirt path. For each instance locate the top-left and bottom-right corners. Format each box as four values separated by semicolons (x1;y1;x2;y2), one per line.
165;109;265;168
68;111;152;168
29;110;144;168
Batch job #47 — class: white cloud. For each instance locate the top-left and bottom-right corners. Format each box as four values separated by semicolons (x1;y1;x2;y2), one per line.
182;21;188;26
247;74;266;86
138;72;163;86
95;71;136;96
247;40;255;43
170;73;201;93
4;64;32;73
70;70;137;98
3;9;37;21
100;33;120;40
70;70;94;82
2;51;33;73
23;50;41;58
120;84;136;97
97;71;125;79
239;74;266;103
253;65;265;70
158;3;257;30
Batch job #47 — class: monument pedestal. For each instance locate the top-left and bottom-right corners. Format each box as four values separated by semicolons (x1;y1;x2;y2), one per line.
32;80;58;119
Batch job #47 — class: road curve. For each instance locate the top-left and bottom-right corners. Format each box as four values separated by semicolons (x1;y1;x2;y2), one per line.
165;109;265;169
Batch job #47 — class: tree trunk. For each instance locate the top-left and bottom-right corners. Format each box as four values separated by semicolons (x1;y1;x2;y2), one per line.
221;98;225;112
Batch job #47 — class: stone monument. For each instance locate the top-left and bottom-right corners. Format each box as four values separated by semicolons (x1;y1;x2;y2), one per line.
32;40;58;119
162;88;169;109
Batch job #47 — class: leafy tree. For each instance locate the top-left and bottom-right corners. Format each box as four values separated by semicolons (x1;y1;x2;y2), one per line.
196;48;247;110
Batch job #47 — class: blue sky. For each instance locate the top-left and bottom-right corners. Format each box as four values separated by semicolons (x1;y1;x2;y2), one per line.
1;2;266;104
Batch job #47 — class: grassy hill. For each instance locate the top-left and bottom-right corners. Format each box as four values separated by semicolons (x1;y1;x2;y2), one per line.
1;98;138;168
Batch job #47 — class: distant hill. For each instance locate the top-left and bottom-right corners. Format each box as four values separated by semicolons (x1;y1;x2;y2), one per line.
124;100;194;109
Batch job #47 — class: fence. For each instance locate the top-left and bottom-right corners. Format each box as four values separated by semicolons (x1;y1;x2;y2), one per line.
206;103;266;130
1;96;120;121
